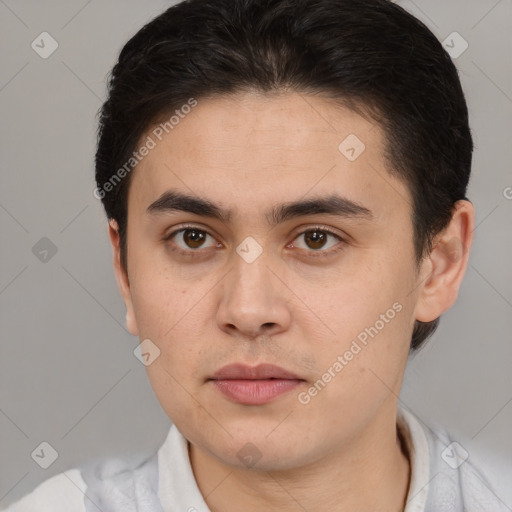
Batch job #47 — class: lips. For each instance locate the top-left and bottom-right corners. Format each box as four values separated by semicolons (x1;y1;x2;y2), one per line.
209;364;305;405
210;363;303;381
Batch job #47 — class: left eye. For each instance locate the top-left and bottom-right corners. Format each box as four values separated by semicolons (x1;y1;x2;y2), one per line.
291;229;341;251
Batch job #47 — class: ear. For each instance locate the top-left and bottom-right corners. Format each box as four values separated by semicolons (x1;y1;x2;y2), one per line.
414;200;475;323
108;219;139;336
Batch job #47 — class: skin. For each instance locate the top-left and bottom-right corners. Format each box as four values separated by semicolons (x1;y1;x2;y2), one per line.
108;90;474;511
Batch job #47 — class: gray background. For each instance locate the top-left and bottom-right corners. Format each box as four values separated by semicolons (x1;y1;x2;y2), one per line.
1;0;511;508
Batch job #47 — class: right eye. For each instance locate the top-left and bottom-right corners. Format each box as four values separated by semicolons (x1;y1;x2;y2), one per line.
164;226;221;254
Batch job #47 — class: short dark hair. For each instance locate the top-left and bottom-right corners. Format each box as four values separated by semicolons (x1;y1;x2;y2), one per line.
95;0;473;351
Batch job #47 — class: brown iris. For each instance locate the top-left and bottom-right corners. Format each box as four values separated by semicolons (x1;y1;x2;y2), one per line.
183;229;206;248
304;230;327;250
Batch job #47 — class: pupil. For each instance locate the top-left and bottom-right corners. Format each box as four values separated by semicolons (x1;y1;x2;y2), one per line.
184;229;205;248
305;230;326;249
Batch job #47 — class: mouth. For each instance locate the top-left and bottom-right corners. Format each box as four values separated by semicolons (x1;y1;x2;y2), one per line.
209;363;306;405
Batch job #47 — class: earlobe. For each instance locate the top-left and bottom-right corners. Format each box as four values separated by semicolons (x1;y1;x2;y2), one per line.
108;219;139;337
414;200;475;323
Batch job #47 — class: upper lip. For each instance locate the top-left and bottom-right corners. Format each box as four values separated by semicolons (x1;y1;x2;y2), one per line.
211;363;303;380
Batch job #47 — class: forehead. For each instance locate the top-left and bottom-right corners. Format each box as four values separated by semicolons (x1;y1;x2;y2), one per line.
128;91;411;223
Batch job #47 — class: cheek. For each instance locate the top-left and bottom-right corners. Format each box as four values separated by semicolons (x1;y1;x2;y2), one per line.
145;357;208;441
300;260;403;337
129;250;195;335
298;256;415;391
129;262;218;372
300;308;412;435
134;279;211;424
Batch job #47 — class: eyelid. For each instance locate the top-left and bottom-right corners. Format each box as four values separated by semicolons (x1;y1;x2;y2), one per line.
163;223;220;242
289;224;346;242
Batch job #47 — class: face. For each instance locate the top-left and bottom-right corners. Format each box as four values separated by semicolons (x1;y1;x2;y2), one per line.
112;91;431;471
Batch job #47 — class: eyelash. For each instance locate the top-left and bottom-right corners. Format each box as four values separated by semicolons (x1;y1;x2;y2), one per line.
162;224;346;259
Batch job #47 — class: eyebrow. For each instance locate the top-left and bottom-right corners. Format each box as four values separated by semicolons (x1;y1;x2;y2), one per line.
146;190;373;225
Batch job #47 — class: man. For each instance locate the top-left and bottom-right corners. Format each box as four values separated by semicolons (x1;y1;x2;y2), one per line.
4;0;509;510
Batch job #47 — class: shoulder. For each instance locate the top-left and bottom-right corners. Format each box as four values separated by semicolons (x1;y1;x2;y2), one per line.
2;451;160;512
399;408;511;512
1;469;88;512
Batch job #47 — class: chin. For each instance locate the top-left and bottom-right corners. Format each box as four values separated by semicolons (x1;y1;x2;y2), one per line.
219;430;318;471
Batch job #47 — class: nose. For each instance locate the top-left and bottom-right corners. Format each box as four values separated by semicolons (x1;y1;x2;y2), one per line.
215;251;292;339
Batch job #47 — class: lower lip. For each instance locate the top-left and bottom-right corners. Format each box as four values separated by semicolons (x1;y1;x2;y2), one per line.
212;379;303;405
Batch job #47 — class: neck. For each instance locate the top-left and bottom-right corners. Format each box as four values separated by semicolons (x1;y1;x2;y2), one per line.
189;405;411;512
